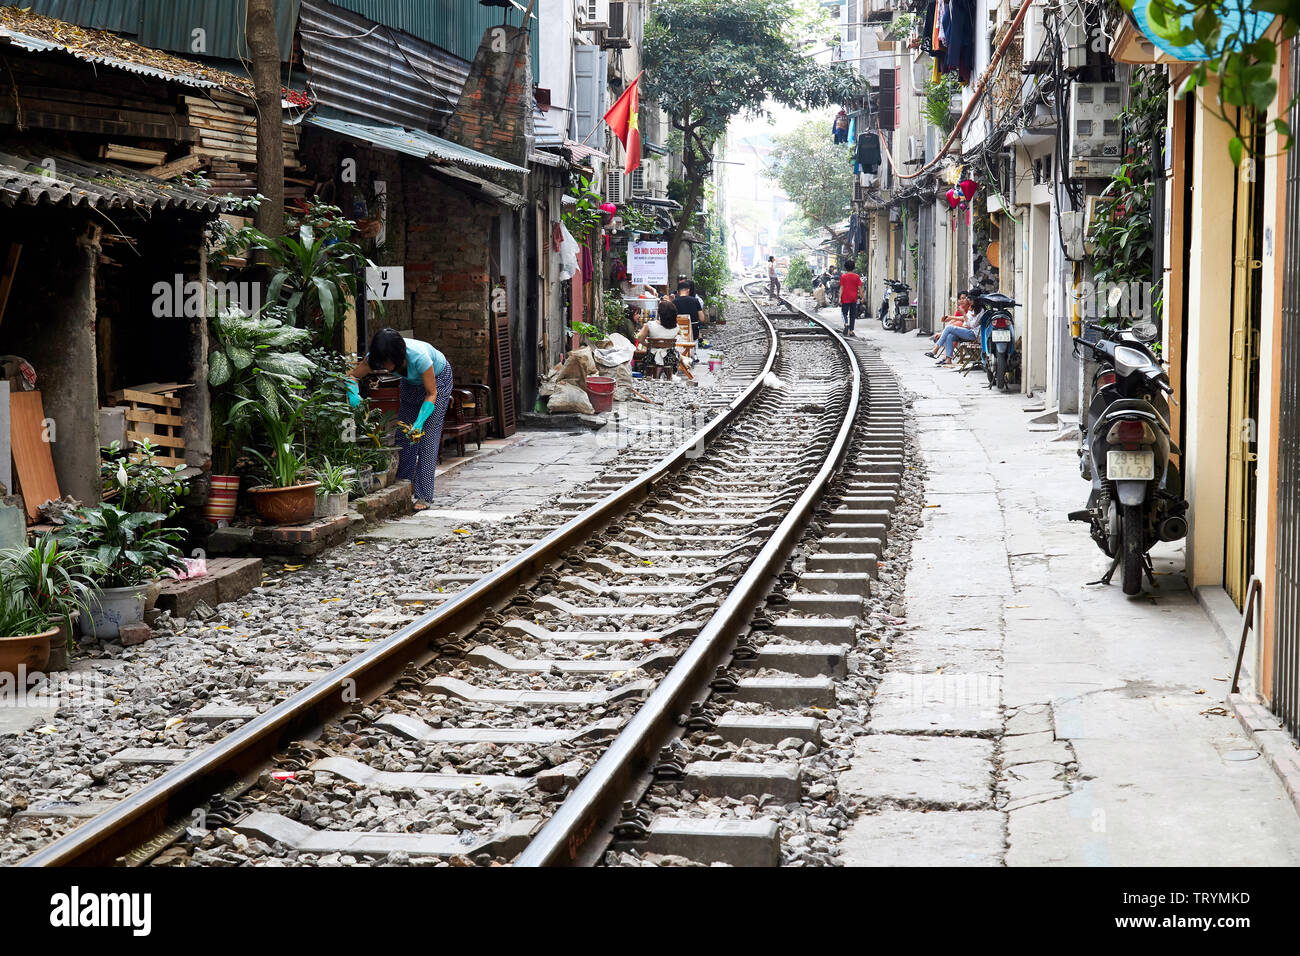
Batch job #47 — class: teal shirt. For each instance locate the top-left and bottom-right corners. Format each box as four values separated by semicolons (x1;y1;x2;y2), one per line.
401;338;448;384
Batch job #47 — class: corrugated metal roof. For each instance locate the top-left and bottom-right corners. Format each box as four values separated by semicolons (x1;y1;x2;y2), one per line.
0;5;258;94
329;0;539;79
307;115;527;174
564;139;608;162
300;0;469;132
0;0;298;60
0;0;139;33
0;147;224;213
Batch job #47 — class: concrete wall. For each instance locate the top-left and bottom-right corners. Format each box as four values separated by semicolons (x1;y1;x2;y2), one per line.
1182;80;1235;590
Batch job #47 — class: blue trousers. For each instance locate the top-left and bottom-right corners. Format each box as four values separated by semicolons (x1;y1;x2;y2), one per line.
397;366;453;501
938;325;977;358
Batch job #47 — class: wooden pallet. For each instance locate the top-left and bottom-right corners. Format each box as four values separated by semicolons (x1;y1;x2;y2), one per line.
109;384;190;467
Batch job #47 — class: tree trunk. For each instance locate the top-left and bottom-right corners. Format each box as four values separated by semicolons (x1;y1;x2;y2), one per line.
668;128;708;269
246;0;284;241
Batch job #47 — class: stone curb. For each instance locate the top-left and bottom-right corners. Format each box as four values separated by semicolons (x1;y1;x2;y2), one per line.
1226;692;1300;817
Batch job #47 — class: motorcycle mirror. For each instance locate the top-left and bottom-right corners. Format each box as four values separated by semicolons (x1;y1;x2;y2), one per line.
1130;319;1158;342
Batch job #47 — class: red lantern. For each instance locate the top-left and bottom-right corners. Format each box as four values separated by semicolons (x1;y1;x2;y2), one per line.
945;188;959;209
959;179;978;201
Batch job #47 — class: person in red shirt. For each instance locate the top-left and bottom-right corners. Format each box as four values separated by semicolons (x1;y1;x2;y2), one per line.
838;259;864;337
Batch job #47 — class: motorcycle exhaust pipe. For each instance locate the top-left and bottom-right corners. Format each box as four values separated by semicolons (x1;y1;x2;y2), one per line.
1158;515;1187;542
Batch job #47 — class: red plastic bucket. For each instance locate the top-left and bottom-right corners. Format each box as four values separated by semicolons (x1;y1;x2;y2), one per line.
585;376;616;413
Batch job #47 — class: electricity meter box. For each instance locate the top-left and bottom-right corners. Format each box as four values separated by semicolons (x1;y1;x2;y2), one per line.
1069;83;1125;179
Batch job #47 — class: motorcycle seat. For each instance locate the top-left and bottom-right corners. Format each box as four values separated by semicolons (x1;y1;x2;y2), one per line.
975;292;1018;308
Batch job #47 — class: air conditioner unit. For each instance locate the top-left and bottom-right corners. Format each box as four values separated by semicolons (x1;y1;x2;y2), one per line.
605;170;623;204
630;167;647;196
601;1;631;49
578;0;609;28
1022;2;1049;71
912;61;929;94
908;135;922;161
1069;82;1124;178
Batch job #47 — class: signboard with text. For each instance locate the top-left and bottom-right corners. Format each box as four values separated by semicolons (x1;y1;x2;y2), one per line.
629;241;668;286
366;266;404;301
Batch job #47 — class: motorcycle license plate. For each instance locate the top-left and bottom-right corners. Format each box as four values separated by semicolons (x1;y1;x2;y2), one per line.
991;330;1012;342
1107;450;1155;480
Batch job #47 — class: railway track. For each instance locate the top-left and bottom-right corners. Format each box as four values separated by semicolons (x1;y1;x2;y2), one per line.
21;283;907;867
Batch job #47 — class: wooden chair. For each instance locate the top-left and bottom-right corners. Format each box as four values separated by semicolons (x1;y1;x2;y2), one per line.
455;386;493;449
439;392;475;459
640;337;678;380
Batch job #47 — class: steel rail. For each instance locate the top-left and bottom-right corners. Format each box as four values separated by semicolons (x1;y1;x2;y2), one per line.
515;285;862;866
22;294;780;868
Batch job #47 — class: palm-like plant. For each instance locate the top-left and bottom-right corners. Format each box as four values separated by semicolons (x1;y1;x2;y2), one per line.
0;537;96;643
236;397;311;489
250;224;361;338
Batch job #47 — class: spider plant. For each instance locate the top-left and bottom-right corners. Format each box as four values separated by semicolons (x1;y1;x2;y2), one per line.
0;538;96;645
312;458;356;496
236;397;311;489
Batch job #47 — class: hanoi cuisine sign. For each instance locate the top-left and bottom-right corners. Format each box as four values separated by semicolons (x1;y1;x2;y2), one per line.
629;242;668;286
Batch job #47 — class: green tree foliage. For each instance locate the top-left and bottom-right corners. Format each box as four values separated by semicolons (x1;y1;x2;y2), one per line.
1124;0;1297;161
767;118;855;240
644;0;866;265
786;257;814;292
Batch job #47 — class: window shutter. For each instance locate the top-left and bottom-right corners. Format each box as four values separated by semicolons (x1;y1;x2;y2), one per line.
573;46;607;142
877;68;896;130
894;67;901;129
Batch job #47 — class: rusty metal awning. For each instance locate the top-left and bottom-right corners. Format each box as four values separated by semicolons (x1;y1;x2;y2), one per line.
0;147;223;214
563;138;608;163
307;115;527;175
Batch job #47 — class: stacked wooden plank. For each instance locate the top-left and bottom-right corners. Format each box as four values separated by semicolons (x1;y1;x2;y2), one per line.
108;384;192;468
182;91;304;198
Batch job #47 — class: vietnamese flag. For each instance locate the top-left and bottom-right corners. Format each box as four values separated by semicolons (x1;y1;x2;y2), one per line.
604;70;643;176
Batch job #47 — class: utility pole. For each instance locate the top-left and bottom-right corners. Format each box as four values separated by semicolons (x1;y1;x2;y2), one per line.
246;0;284;240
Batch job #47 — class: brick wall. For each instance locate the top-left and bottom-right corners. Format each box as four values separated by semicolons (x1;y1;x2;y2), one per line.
445;24;532;188
403;166;493;387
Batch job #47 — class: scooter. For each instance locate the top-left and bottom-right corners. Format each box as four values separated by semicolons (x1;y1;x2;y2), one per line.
878;279;910;332
973;292;1021;391
1068;323;1188;595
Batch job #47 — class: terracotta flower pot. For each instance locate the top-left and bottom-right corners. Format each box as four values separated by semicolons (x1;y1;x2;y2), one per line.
0;625;58;677
248;480;321;526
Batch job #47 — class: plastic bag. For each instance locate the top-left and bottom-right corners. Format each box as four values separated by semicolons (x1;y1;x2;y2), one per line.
557;223;580;281
594;333;635;368
547;383;594;415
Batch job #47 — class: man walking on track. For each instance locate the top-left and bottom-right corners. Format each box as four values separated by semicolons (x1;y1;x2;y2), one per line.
838;258;863;337
767;256;780;298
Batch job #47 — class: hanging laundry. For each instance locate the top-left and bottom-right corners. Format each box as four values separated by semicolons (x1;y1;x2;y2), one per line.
832;109;850;144
944;0;977;84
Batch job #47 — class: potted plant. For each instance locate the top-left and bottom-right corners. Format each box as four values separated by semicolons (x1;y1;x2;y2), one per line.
312;458;356;517
206;305;314;523
54;505;186;639
0;538;95;675
101;439;190;518
239;399;321;525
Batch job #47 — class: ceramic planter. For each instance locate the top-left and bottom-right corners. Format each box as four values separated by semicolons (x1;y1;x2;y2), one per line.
80;585;148;639
0;625;57;677
248;480;321;526
315;491;348;517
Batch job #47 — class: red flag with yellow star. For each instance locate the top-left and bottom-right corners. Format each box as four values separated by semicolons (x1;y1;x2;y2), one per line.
603;70;643;176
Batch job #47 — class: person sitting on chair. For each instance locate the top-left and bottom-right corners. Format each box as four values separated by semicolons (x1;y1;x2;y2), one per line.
635;300;679;374
926;291;974;357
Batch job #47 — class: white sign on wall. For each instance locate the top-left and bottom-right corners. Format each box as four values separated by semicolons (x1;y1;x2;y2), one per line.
366;265;404;301
629;241;668;286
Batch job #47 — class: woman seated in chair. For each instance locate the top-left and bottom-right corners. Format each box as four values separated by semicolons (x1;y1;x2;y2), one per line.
634;300;680;376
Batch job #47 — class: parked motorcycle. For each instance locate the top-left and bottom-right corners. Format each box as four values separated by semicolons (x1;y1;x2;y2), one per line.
878;279;910;332
973;291;1021;391
1068;323;1188;595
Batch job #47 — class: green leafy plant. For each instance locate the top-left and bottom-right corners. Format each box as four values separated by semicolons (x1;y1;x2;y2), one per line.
249;224;361;340
312;457;356;496
1087;67;1169;318
237;398;311;489
0;538;96;642
563;174;606;242
884;12;919;40
786;257;814;291
208;305;313;473
600;287;627;336
692;240;731;303
923;73;961;134
620;204;657;234
54;504;186;590
101;440;190;517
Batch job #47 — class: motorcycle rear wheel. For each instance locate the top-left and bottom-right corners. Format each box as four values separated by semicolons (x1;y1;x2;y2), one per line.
1121;504;1144;595
995;351;1009;391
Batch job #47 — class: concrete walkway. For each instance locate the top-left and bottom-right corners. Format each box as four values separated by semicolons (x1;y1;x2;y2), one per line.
836;318;1300;866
